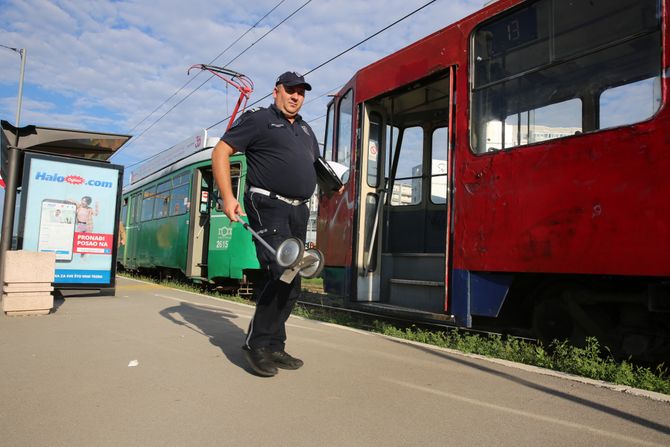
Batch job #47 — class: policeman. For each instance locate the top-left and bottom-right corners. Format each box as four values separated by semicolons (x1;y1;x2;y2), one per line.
212;71;320;377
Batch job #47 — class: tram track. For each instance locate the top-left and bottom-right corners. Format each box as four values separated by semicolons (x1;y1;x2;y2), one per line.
296;290;538;343
297;289;669;370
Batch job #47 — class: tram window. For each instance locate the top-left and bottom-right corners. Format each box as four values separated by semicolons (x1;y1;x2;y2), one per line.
130;193;141;224
212;186;223;212
174;172;190;186
471;0;662;154
390;126;423;207
384;126;399;177
367;113;383;188
169;184;190;216
495;98;582;150
230;163;241;200
153;180;171;219
120;199;128;224
600;78;661;130
431;128;448;204
126;196;134;224
141;186;157;222
336;90;353;170
324;103;335;161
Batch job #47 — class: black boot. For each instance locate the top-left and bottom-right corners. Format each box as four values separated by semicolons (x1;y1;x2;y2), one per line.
243;346;278;377
269;350;304;370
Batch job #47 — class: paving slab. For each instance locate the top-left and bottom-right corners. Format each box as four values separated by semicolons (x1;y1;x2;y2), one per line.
0;276;668;447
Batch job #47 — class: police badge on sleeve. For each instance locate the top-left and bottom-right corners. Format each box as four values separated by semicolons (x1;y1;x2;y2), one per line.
230;107;261;129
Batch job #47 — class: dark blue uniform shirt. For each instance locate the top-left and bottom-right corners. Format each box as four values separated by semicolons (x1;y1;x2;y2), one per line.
221;104;321;200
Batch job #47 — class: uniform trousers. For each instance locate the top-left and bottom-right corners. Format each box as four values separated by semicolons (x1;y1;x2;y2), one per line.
243;190;309;351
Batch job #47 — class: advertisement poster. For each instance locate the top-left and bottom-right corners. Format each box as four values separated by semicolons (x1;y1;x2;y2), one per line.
19;153;123;287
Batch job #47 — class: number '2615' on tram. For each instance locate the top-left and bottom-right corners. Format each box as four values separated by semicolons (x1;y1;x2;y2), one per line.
318;0;670;361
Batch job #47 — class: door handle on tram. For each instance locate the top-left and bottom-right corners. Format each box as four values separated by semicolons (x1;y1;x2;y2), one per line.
363;188;387;274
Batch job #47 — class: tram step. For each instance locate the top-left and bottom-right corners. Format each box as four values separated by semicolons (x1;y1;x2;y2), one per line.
190;276;212;284
388;278;446;313
353;302;455;323
389;278;445;287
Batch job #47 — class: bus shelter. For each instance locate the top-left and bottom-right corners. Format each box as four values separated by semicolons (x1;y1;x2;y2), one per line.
0;120;130;296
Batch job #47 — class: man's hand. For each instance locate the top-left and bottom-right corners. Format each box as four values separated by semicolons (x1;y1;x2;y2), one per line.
223;198;245;222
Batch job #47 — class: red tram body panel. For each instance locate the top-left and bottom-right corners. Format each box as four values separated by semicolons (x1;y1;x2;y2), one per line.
317;0;670;360
456;123;670;276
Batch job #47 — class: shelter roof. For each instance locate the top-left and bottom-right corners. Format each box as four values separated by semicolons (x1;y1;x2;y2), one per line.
1;120;130;162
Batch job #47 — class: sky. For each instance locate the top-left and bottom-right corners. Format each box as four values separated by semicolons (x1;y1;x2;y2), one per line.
0;0;484;182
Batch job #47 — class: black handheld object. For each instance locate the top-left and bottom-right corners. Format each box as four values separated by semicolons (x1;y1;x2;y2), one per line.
314;157;343;193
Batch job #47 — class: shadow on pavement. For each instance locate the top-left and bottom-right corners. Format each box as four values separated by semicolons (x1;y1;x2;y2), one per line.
386;337;670;436
159;302;251;374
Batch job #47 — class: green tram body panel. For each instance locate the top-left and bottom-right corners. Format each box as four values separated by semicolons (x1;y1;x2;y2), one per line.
119;150;260;284
207;215;258;281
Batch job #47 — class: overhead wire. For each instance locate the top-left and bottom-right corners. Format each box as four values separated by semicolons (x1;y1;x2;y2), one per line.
124;0;288;137
206;0;438;130
117;0;308;166
124;0;438;171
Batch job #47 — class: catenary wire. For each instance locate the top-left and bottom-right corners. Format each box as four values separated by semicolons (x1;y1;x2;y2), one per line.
118;0;314;167
206;0;437;130
124;0;288;137
124;0;437;171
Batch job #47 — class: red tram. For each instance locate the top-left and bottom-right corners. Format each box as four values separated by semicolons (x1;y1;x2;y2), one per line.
317;0;670;361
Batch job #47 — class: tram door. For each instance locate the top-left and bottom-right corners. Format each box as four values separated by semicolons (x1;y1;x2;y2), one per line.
126;191;142;269
355;105;386;302
118;198;128;264
356;69;453;313
186;169;212;279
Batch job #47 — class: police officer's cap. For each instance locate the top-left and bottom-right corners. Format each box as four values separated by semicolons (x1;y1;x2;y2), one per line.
275;71;312;91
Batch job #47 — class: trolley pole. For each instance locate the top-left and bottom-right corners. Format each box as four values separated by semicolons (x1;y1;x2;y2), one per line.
0;46;27;296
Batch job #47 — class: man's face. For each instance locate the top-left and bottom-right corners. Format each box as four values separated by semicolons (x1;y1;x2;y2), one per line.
273;84;306;119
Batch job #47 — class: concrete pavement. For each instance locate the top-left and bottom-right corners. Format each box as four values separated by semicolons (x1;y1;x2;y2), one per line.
0;276;668;446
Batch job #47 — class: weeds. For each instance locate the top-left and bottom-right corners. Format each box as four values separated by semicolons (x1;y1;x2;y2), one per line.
372;322;670;395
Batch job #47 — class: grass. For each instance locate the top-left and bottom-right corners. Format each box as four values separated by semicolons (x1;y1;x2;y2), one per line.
371;323;670;395
121;272;670;395
294;303;670;396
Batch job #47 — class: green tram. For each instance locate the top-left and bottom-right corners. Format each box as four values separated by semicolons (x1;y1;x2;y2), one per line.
118;145;260;293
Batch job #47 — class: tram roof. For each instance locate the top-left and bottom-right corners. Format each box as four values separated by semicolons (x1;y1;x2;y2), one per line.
122;147;215;193
343;0;518;102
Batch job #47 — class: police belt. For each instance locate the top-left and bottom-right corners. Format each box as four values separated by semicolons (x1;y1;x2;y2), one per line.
247;186;309;206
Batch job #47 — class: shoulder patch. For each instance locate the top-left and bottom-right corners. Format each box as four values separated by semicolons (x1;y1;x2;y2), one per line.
229;107;263;130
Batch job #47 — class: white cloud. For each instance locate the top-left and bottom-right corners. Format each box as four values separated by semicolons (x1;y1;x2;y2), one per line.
0;0;483;173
